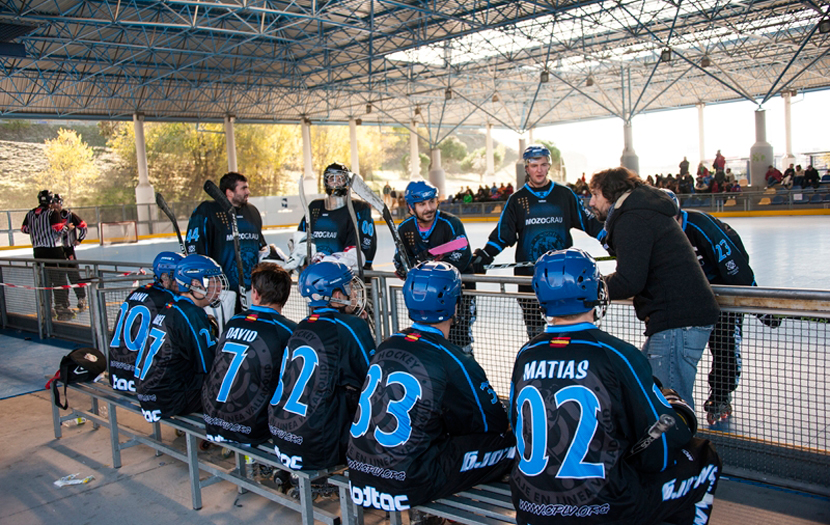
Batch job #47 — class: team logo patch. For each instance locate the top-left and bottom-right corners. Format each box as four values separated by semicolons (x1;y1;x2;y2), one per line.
308;314;320;323
245;313;258;322
405;332;422;342
549;337;570;347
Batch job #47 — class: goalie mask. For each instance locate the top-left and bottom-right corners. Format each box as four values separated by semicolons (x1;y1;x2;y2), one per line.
174;255;228;308
323;163;351;197
299;261;366;317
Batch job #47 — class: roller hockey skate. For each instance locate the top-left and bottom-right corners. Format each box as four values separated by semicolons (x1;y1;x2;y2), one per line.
285;474;338;501
704;396;732;425
76;298;87;313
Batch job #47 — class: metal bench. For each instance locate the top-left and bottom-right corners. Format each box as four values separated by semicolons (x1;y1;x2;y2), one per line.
51;380;341;525
328;474;515;525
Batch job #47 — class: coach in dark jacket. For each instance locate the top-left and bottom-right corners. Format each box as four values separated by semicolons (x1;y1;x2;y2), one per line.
588;167;719;407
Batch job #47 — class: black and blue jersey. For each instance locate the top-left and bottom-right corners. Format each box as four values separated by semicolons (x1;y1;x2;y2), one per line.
394;210;472;274
202;305;297;445
185;201;263;293
108;283;176;392
679;209;755;286
347;324;512;509
268;308;375;471
299;200;377;269
481;181;604;271
509;322;692;525
135;294;217;421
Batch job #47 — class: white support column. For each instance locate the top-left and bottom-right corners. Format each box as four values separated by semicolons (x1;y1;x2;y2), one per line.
428;148;446;199
782;92;795;171
620;120;640;175
697;102;706;167
224;115;237;173
409;122;420;180
528;127;534;145
515;137;526;189
749;109;773;187
349;117;360;175
133;113;154;236
301;119;316;195
485;123;495;179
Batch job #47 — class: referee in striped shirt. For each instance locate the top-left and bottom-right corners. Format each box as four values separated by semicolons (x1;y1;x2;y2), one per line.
21;190;74;321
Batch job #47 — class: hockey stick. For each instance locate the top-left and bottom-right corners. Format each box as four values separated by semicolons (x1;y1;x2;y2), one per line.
349;172;412;272
627;413;675;458
155;192;186;254
203;179;249;310
485;255;615;270
297;176;313;265
344;184;365;279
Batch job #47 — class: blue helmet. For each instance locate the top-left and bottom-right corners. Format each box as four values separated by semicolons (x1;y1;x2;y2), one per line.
153;251;183;281
174;255;227;306
299;261;356;308
404;180;438;208
532;248;606;317
403;261;462;323
523;144;551;164
661;188;681;216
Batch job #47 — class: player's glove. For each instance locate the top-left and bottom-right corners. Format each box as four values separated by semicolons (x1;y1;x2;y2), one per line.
393;256;407;281
471;248;493;274
661;388;697;435
756;313;782;329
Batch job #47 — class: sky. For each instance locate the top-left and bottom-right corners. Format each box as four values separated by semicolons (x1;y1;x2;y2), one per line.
490;89;830;183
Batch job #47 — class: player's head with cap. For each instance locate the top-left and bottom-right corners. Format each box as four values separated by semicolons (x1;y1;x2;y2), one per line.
323;163;351;197
402;260;461;325
523;144;552;188
153;251;184;291
298;260;365;316
661;188;682;220
37;189;53;207
174;254;227;307
532;248;608;324
404;180;439;226
250;262;291;311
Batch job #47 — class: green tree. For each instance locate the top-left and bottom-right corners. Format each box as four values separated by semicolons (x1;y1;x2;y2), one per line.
537;140;563;176
37;128;99;206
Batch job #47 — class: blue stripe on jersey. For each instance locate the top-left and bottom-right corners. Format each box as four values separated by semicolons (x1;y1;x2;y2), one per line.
316;317;371;366
524;182;555;200
517;327;669;470
171;304;210;373
410;323;444;336
411;334;490;432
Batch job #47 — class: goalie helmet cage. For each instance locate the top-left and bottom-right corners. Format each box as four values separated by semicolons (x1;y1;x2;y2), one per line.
99;221;139;246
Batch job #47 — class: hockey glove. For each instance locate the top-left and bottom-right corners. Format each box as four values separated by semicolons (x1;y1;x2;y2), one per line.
393;255;407;281
661;388;698;435
471;248;493;274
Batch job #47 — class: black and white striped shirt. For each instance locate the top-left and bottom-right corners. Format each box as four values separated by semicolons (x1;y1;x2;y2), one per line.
21;206;64;248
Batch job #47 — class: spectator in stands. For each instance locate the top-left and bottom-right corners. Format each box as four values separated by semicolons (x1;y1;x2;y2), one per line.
724;168;736;185
347;261;514;516
136;254;225;422
509;248;720;525
713;149;726;174
695;174;711;193
49;194;89;313
697;162;709;178
646;174;655;186
678;173;694;194
269;261;375;471
794;165;805;188
783;164;795;186
588;167;719;407
490;182;498;199
765;165;783;187
679;156;690;176
202;262;297;446
803;165;820;188
713;169;726;192
21;190;73;321
503;182;514;198
383;181;392;207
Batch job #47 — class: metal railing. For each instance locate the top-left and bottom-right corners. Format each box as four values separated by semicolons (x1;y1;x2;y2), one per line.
1;256;828;496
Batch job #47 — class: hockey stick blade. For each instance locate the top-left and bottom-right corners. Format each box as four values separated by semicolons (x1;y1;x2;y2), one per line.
155;192;186;254
350;173;412;271
427;237;468;256
203;179;249;310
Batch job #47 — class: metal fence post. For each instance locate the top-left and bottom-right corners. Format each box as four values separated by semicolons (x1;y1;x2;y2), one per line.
6;211;13;246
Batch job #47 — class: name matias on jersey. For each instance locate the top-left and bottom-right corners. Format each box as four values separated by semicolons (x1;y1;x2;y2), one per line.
523;359;589;381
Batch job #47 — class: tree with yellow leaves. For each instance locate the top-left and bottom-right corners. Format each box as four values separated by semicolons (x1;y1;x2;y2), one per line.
37;128;99;206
